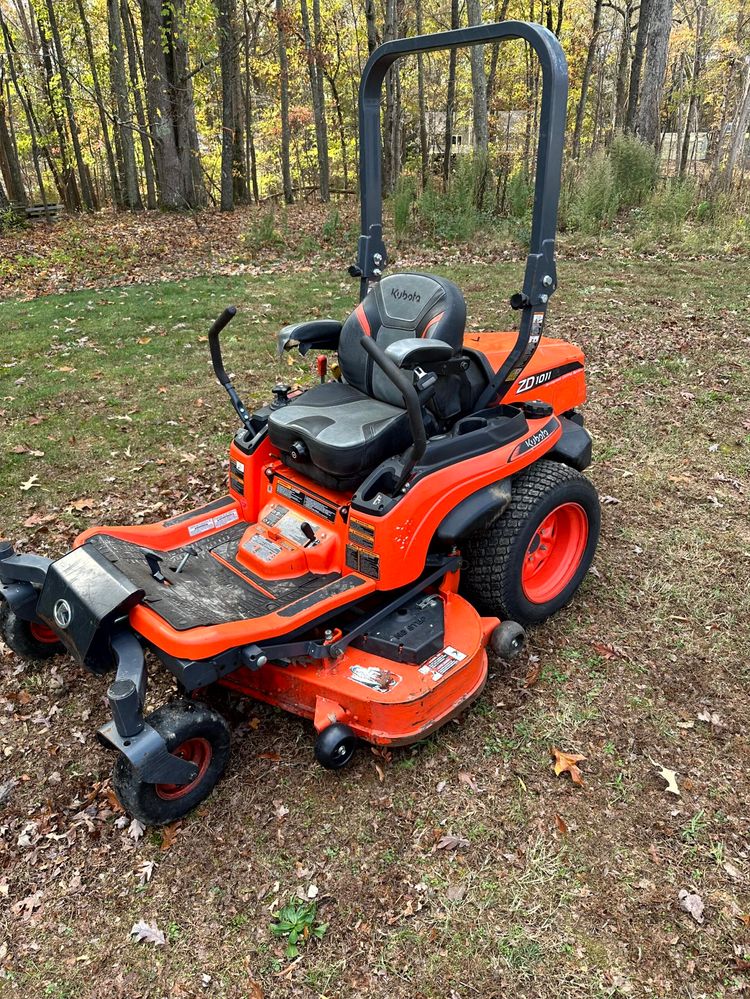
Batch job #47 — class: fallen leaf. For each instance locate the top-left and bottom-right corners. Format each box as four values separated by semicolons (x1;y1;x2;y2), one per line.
554;813;569;836
130;919;166;945
436;833;470;851
678;889;704;924
127;818;145;842
723;861;743;881
550;747;586;785
458;772;482;793
136;861;156;885
524;659;541;687
446;882;467;901
655;763;680;796
70;497;95;511
258;751;281;762
273;800;289;819
160;822;181;851
20;475;40;491
697;709;723;727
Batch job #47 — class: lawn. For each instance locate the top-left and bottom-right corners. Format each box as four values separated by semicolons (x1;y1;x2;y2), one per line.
1;209;749;998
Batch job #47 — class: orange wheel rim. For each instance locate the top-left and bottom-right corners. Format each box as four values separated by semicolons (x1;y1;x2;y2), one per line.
155;737;212;800
521;502;589;604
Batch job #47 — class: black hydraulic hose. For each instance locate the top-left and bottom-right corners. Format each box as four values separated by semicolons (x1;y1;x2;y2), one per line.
360;336;426;492
208;306;237;386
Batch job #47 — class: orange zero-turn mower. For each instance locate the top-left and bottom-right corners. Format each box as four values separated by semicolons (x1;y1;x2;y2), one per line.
0;21;600;825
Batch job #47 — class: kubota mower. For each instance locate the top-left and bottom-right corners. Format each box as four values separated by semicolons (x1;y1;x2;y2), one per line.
0;21;600;825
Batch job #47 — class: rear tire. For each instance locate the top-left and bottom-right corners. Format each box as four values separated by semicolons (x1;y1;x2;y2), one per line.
112;699;231;826
461;460;600;627
0;606;64;660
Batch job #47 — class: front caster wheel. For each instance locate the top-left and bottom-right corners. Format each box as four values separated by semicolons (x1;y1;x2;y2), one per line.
112;699;231;826
1;606;64;660
314;723;357;770
491;620;526;661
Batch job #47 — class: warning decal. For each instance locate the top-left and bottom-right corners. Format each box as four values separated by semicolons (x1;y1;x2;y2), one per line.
419;645;467;680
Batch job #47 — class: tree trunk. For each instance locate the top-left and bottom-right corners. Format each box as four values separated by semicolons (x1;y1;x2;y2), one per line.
35;15;79;209
108;0;142;209
43;0;95;209
626;0;651;132
139;0;205;208
276;0;294;203
0;92;27;204
217;0;240;210
613;4;631;133
634;0;674;148
242;0;260;202
679;0;706;177
300;0;329;200
382;0;401;195
121;0;158;209
415;0;429;190
466;0;488;152
365;0;379;55
572;0;603;158
721;62;750;189
442;0;459;186
0;10;51;217
73;0;122;206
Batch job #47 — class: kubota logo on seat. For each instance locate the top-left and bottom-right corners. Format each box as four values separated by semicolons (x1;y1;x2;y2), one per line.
390;287;421;303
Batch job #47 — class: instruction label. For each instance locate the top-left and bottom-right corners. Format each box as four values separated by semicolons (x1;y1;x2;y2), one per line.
419;646;467;681
187;508;239;537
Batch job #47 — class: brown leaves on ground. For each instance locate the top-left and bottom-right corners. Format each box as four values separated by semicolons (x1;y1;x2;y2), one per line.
130;919;166;946
551;747;587;785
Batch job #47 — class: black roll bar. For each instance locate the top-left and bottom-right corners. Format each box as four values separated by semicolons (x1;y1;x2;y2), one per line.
355;21;569;408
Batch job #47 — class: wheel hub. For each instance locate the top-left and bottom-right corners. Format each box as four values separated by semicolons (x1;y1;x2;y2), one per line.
155;737;212;800
521;502;589;604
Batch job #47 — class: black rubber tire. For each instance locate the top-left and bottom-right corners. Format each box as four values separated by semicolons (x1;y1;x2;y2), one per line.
461;459;600;627
314;723;357;770
490;620;526;661
112;699;231;826
0;605;64;660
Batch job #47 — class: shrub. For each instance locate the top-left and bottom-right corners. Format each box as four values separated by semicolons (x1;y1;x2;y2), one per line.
570;153;619;234
610;134;658;208
646;179;696;236
242;206;284;254
505;169;533;219
321;205;340;242
391;175;416;237
414;155;490;242
0;204;27;234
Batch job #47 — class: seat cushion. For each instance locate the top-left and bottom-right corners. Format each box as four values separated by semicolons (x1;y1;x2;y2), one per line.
268;381;412;479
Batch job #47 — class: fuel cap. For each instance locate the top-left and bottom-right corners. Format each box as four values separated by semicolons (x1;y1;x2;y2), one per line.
521;399;554;419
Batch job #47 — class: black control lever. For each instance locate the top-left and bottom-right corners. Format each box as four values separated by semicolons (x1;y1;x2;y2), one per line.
207;307;254;434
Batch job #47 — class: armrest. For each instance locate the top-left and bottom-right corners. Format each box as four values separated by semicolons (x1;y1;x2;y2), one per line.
384;338;454;368
276;319;343;357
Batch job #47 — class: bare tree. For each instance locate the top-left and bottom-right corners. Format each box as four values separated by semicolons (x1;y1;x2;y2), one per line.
276;0;294;203
572;0;603;158
139;0;205;208
634;0;674;147
121;0;157;209
466;0;488;152
442;0;459;186
626;0;651;131
0;89;27;204
43;0;95;209
74;0;121;205
217;0;244;210
415;0;428;189
300;0;329;200
108;0;142;208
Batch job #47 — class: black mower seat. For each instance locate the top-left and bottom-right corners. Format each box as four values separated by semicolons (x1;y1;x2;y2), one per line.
268;272;466;488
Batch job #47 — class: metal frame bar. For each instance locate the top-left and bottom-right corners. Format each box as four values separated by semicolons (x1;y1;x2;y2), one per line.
356;20;569;407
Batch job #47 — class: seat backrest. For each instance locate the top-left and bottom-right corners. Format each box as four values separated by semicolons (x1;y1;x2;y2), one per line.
338;272;466;408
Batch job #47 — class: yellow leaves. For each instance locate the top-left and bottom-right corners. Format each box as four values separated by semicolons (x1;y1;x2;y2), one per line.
550;746;586;785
